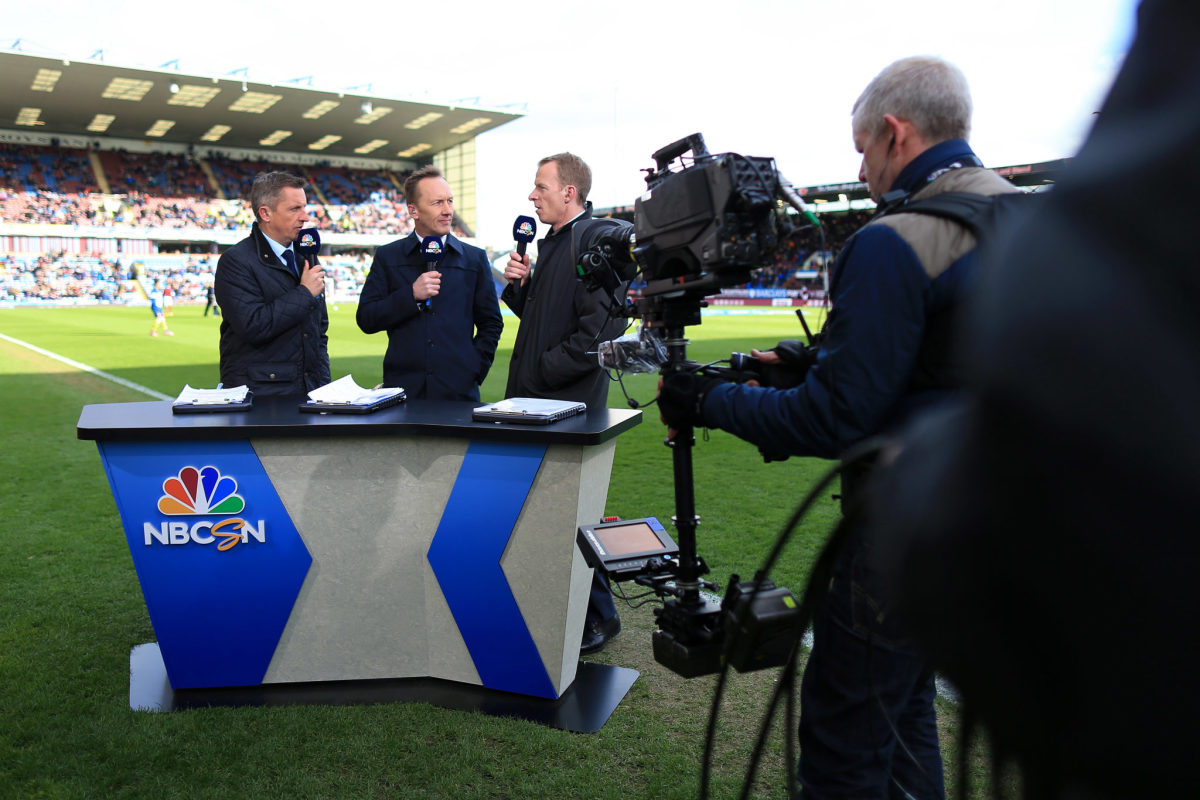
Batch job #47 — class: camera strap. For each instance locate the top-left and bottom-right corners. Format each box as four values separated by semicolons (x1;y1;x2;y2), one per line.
874;156;984;216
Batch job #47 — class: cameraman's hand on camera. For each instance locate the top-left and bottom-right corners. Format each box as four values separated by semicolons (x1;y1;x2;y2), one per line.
658;371;722;434
750;341;812;390
505;252;531;286
751;348;782;365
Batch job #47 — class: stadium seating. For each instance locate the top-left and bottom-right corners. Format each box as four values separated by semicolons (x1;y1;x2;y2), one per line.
1;140;847;307
0;143;97;194
97;150;211;198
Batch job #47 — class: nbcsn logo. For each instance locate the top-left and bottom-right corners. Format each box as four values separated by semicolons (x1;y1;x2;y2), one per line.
143;466;266;551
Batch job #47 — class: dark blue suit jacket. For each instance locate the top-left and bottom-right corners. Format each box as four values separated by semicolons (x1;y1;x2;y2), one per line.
356;232;503;401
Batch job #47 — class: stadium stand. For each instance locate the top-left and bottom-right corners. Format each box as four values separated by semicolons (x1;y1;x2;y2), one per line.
0;139;878;308
0;141;421;238
0;248;373;308
204;153;276;200
0;139;421;306
1;251;127;304
0;142;97;194
98;150;211;198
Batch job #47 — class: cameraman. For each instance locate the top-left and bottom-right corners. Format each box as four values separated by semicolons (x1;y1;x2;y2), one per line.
660;56;1017;799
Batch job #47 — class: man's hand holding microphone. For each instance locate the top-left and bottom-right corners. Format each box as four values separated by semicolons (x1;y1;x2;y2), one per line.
296;228;326;298
415;235;444;306
412;271;441;302
506;215;537;287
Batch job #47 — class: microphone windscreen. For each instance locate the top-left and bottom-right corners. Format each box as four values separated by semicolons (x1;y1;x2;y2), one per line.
420;235;444;265
296;228;321;257
513;215;537;244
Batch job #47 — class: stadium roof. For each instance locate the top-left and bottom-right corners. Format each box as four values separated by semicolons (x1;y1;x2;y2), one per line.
0;50;523;162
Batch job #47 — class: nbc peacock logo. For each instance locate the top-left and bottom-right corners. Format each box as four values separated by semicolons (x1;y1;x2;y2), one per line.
143;466;266;551
159;465;244;515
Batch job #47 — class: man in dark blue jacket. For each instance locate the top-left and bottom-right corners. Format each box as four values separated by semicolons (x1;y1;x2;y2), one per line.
357;166;502;401
216;171;329;396
661;56;1017;799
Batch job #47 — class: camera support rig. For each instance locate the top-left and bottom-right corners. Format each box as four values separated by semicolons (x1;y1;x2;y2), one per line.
636;288;801;678
639;292;727;676
581;132;812;677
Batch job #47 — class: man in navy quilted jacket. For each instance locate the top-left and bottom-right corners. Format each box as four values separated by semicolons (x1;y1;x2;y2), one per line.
215;171;330;396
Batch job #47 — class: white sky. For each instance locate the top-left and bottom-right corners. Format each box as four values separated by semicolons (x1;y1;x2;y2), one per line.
6;0;1137;250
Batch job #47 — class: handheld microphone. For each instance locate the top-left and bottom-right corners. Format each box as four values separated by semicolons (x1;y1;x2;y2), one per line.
296;228;321;266
296;228;323;297
420;235;444;308
513;215;537;257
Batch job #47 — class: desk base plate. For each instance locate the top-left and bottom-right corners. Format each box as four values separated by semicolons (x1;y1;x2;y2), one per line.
129;643;637;733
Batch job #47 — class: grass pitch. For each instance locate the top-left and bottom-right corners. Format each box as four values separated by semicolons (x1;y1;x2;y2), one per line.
0;304;990;799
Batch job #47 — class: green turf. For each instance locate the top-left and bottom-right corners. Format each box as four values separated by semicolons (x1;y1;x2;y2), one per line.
0;303;996;799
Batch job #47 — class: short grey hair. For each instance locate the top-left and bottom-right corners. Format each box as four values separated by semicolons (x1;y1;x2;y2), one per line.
249;171;307;222
851;56;972;144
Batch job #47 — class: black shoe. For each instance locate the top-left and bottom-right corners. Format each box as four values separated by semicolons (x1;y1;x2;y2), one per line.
580;616;621;656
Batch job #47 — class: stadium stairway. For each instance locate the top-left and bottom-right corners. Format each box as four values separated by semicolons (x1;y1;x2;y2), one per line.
131;276;150;302
305;181;332;206
196;160;227;199
88;151;111;194
129;279;150;302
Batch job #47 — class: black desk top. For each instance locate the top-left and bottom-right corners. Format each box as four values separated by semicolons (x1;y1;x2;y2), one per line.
77;397;642;446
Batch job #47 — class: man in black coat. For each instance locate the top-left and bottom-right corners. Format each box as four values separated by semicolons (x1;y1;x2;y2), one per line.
502;153;627;412
356;166;502;401
503;152;629;655
215;171;329;396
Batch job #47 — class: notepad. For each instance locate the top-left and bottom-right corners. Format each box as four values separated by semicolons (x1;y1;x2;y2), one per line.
472;397;587;425
299;375;405;414
172;385;253;414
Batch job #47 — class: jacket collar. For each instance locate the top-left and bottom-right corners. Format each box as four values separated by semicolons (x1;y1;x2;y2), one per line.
398;232;463;267
891;139;982;197
402;231;464;262
250;223;289;271
544;201;593;242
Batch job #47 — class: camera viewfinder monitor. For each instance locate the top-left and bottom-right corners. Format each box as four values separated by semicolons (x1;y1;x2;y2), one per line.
577;517;678;580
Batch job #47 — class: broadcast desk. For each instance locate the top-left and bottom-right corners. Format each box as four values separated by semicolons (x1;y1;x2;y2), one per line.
77;397;641;732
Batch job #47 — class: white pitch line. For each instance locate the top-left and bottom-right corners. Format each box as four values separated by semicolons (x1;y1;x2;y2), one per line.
0;331;172;400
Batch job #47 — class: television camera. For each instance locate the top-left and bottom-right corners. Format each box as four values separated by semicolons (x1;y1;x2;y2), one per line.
576;133;824;677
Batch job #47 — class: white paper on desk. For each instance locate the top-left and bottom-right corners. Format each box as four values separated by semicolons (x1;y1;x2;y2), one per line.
307;375;403;406
174;384;249;405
